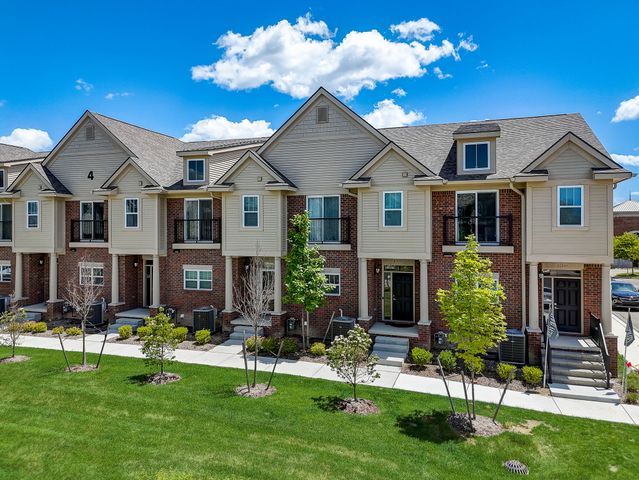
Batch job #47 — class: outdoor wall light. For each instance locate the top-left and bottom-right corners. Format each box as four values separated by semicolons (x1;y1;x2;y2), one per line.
375;264;381;274
133;261;139;268
38;259;44;266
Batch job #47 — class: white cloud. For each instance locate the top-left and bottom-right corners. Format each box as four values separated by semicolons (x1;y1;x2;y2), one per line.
392;88;406;97
74;78;94;93
180;115;274;142
433;66;452;79
390;18;440;42
612;95;639;123
612;153;639;167
0;128;52;151
476;60;489;70
363;99;424;128
192;14;477;100
105;92;132;100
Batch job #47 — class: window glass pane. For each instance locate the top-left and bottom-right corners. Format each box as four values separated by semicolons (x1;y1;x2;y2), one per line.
243;196;258;212
307;197;323;218
1;204;11;222
81;202;93;220
185;270;197;280
560;207;582;225
126;199;138;213
324;196;339;218
477;192;497;216
457;193;475;217
27;202;38;215
325;273;340;295
384;192;401;209
126;213;137;228
199;280;212;290
188;160;205;181
560;187;581;206
199;270;212;281
476;144;488;168
385;210;402;226
185;279;198;289
244;212;258;227
465;144;477;169
199;200;212;219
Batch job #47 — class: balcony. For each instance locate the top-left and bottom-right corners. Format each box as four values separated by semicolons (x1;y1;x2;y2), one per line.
71;220;108;243
308;217;351;244
0;221;11;242
442;215;512;246
174;218;221;244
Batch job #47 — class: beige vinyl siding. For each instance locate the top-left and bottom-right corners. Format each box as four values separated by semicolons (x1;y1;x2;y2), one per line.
208;149;252;184
261;98;385;193
6;163;32;187
12;172;56;252
543;145;601;180
46;118;130;199
364;151;420;187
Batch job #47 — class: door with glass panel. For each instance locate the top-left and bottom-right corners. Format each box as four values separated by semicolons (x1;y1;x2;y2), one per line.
307;196;339;243
80;202;105;241
185;199;213;242
456;192;498;244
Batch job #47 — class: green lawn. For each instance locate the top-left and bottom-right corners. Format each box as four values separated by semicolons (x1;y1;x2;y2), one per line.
0;348;637;480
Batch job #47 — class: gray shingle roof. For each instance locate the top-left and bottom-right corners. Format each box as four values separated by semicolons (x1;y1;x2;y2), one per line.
453;122;500;135
179;137;268;153
28;163;71;195
614;200;639;214
380;113;610;181
0;143;48;163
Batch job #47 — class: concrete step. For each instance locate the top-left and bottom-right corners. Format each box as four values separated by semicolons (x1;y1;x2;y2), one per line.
551;366;608;379
230;326;264;340
373;342;409;354
549;383;620;404
551;374;608;388
544;349;602;362
550;357;606;371
372;348;406;367
25;312;42;322
108;318;144;333
374;335;410;347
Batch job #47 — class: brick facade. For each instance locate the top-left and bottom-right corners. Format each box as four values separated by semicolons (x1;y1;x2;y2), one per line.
613;214;639;236
0;247;14;297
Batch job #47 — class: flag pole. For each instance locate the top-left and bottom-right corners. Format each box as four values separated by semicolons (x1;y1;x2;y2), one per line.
543;315;550;388
622;344;628;394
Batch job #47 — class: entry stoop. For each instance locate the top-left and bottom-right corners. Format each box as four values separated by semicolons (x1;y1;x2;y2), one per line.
372;336;410;367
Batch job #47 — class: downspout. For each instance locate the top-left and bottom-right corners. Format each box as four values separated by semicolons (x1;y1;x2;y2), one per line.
509;181;527;332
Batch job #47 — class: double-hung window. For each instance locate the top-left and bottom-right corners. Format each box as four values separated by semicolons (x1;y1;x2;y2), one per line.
324;269;340;296
0;170;5;190
187;159;205;183
242;195;259;228
26;200;39;229
79;263;104;286
80;201;106;241
383;191;403;227
0;204;11;241
124;198;139;228
307;196;339;243
463;142;490;170
183;267;212;291
557;186;584;226
456;191;498;243
184;199;213;242
0;262;11;282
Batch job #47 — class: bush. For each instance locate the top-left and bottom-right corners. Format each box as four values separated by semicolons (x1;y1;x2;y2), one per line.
245;335;262;352
32;322;47;333
464;356;485;376
309;342;327;357
626;392;639;405
66;327;82;336
118;325;132;339
261;336;279;353
280;337;298;355
137;326;151;340
52;326;65;335
172;326;188;343
496;362;517;381
522;365;543;387
21;321;37;333
194;329;211;345
411;347;433;367
438;350;457;372
627;371;639;393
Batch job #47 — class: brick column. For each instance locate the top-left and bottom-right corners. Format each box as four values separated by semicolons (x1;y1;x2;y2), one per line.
606;335;619;377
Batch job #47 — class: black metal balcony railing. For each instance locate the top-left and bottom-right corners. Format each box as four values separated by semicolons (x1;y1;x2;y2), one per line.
71;220;107;242
443;215;512;246
0;221;11;241
308;217;351;244
174;218;221;244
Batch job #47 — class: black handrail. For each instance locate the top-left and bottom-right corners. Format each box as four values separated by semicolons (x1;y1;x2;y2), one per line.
308;217;350;244
589;312;611;389
71;220;107;242
174;218;221;244
0;221;11;241
443;214;512;246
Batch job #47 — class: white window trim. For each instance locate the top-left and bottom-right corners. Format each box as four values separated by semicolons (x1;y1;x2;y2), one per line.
183;266;213;291
26;200;40;230
242;195;260;228
382;191;404;228
124;198;140;229
307;195;341;243
0;261;11;283
186;158;206;183
455;190;500;244
462;141;491;171
79;262;105;286
557;185;584;227
324;268;341;296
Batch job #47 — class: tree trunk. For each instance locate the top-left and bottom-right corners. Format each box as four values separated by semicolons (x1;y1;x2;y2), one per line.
12;340;15;358
82;318;87;366
471;370;476;419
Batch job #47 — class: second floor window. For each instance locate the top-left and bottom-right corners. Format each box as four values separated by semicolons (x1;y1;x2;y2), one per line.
383;191;403;227
187;159;205;182
26;200;39;229
0;204;11;241
456;191;498;243
558;186;584;226
242;195;259;228
463;142;490;170
0;170;5;190
80;201;106;241
307;196;339;242
184;199;213;241
125;198;139;228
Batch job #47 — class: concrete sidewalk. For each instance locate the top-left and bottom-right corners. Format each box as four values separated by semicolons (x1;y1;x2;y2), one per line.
6;334;639;426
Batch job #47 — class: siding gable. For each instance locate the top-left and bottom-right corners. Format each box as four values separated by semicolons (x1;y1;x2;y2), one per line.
111;164;149;194
540;144;607;181
225;158;275;191
364;151;420;187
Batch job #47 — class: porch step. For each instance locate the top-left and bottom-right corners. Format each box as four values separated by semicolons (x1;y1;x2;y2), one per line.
551;366;608;379
550;357;606;371
549;383;620;404
542;348;602;362
550;374;608;388
372;335;410;367
24;312;42;322
108;318;144;334
548;336;600;352
229;325;264;340
371;349;406;367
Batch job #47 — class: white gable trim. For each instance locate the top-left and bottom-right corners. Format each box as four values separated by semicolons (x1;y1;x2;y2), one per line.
101;158;158;189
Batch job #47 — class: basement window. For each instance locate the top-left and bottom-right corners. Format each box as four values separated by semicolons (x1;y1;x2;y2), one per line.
316;106;329;124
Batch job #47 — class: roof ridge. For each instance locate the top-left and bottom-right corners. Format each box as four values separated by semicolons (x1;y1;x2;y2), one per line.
379;113;581;131
91;111;183;143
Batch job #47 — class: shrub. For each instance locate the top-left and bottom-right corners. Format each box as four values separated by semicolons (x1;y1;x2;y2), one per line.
21;321;37;333
626;392;639;405
522;365;543;387
118;325;132;339
280;337;298;355
261;336;279;353
194;329;211;345
309;342;327;357
66;327;82;336
411;347;433;367
245;335;262;352
496;362;517;381
438;350;457;372
464;356;485;376
627;371;639;393
137;326;151;340
172;326;188;343
32;322;47;333
52;326;65;335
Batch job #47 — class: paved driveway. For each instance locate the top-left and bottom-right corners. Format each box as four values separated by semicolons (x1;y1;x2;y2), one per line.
610;271;639;369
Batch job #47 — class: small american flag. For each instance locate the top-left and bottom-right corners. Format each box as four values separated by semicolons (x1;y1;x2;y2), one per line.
547;308;559;341
625;310;636;347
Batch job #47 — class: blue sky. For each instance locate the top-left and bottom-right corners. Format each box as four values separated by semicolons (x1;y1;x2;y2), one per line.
1;0;638;201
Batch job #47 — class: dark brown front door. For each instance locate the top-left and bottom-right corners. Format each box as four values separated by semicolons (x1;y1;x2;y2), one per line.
392;272;413;322
554;278;581;333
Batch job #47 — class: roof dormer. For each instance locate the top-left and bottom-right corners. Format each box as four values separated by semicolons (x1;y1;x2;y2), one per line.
453;123;500;176
184;157;208;185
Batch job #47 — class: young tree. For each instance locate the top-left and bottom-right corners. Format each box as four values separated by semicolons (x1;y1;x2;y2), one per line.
63;260;103;366
0;299;27;358
284;212;331;350
233;255;275;388
614;232;639;274
327;325;379;401
141;308;180;377
436;235;507;417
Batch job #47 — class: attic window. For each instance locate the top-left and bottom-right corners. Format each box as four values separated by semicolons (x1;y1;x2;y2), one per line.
85;124;95;141
316;106;329;124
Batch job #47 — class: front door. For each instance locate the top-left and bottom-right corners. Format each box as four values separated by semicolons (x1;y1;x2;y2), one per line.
554;278;581;333
392;272;413;322
144;260;153;307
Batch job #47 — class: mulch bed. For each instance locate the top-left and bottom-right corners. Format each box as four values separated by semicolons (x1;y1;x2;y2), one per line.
335;398;380;415
146;373;181;385
447;413;504;437
235;383;276;398
68;364;97;373
0;355;30;364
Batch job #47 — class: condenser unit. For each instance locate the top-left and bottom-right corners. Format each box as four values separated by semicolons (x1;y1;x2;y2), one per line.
0;296;11;314
498;329;526;365
88;302;104;327
193;307;219;333
331;316;355;341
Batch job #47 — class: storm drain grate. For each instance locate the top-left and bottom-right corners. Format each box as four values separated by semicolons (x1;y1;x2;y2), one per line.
503;460;529;475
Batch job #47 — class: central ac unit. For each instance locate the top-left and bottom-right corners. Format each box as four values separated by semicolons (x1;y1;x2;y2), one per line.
498;329;526;365
193;307;219;333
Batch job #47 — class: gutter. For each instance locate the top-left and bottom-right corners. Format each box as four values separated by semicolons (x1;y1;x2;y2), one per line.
509;180;527;333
